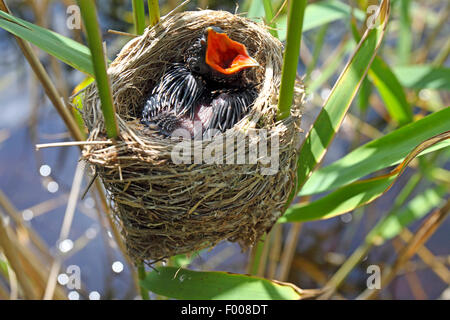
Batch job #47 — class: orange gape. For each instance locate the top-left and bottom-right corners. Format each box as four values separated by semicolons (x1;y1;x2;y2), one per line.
205;28;259;75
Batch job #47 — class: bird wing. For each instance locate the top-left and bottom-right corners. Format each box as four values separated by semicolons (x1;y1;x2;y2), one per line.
207;88;257;132
152;63;204;119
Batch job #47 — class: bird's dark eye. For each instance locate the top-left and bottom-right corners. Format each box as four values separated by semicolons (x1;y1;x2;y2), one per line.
193;66;200;72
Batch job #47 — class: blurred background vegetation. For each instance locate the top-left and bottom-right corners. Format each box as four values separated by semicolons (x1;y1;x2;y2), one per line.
0;0;449;300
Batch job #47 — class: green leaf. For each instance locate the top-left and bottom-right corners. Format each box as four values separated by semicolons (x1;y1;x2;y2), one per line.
305;0;366;30
0;10;93;76
368;56;413;125
262;0;278;38
71;76;94;136
281;174;396;223
305;24;329;80
358;77;372;111
393;65;450;90
72;77;95;111
141;267;304;300
277;0;366;41
367;186;446;244
246;0;265;20
281;130;450;223
307;40;355;93
300;107;450;196
295;0;390;193
349;13;412;125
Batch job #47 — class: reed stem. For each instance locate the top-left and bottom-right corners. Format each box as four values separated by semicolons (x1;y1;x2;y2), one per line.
148;0;160;26
277;0;307;120
77;0;118;139
138;263;150;300
132;0;146;35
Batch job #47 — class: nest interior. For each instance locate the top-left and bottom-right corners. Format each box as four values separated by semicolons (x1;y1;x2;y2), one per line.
80;10;304;263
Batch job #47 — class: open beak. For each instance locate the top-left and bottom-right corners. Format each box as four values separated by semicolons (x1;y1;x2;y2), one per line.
205;27;259;75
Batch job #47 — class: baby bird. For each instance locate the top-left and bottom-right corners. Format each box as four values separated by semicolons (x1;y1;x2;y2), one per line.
141;26;259;138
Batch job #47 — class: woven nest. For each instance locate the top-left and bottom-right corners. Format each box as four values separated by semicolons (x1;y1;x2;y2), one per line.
80;10;304;263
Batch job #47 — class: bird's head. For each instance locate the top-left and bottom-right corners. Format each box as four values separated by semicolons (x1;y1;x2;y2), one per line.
186;26;259;81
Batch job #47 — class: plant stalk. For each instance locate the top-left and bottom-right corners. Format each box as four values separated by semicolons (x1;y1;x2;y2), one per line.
0;210;37;299
138;263;150;300
277;0;307;120
132;0;146;35
262;0;278;38
77;0;118;139
148;0;160;26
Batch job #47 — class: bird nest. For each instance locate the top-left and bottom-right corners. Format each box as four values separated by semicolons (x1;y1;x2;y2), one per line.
79;10;304;263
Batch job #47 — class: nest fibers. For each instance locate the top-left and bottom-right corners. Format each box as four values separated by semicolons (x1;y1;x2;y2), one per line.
80;10;304;263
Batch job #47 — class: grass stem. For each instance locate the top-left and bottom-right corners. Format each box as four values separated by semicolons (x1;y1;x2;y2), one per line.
248;235;267;276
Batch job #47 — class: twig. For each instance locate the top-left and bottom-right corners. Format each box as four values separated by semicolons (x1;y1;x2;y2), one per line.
107;29;137;37
36;140;113;150
81;172;98;200
165;0;190;18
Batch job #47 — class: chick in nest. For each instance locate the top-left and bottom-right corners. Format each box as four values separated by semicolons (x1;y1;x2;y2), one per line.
141;26;260;138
